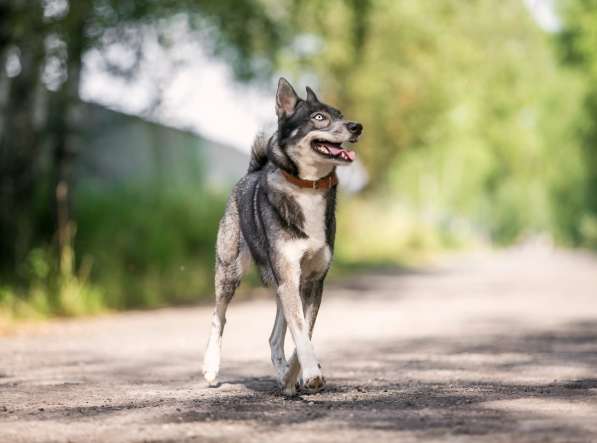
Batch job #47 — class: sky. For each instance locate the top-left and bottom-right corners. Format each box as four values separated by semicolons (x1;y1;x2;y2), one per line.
80;1;559;153
523;0;560;32
80;25;274;151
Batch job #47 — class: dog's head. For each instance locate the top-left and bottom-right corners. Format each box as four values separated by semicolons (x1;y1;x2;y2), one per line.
273;77;363;176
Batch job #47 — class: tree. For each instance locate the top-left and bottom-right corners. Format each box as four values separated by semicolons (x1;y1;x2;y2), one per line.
0;0;293;280
556;0;597;246
284;0;583;243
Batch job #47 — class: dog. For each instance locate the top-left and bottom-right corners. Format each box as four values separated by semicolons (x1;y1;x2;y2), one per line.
202;77;363;395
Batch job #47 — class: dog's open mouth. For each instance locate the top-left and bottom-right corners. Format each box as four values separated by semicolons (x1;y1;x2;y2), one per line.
311;140;356;162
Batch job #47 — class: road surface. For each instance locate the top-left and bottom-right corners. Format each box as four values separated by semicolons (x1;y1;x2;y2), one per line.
1;246;597;442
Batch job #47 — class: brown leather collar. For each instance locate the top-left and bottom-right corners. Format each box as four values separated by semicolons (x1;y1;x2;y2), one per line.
281;170;338;190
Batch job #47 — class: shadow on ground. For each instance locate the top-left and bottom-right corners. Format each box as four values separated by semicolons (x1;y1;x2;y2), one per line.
16;320;597;441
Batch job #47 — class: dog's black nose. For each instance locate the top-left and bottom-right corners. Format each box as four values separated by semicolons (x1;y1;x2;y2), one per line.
347;121;363;135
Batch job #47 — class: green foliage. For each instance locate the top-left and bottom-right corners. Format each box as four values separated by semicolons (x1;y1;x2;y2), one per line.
0;246;104;327
2;0;285;324
74;185;225;309
285;0;586;245
89;0;293;80
555;0;597;245
0;0;295;294
0;186;225;326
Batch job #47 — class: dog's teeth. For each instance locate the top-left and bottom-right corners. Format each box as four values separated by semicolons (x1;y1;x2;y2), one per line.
313;142;332;155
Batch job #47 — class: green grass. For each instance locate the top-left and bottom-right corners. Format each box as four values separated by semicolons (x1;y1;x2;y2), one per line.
74;185;226;309
0;185;226;328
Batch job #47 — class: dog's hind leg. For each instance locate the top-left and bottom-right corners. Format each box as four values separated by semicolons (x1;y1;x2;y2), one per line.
203;197;250;386
281;279;324;395
269;297;289;385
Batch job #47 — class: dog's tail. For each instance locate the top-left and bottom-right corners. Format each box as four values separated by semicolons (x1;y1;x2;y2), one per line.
248;132;269;173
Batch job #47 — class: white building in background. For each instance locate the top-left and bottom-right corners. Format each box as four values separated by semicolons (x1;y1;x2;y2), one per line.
76;102;248;191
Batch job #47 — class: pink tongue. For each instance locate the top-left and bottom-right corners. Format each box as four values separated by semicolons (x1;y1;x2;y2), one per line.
327;146;356;161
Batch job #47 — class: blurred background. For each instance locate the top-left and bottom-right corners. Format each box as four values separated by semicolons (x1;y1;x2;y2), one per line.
1;0;596;326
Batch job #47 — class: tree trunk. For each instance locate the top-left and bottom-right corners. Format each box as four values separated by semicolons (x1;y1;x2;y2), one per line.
50;0;92;275
0;0;46;274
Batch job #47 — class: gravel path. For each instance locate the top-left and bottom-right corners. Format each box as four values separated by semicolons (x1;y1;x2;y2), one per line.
1;246;597;442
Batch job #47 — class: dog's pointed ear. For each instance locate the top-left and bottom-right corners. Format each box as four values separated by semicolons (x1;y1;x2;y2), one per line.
276;77;299;118
306;86;319;103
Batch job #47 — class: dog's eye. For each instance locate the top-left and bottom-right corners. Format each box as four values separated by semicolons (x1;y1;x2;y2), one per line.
313;113;326;121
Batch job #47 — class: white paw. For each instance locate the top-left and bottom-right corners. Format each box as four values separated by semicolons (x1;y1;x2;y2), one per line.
203;370;219;387
301;366;325;393
202;346;220;387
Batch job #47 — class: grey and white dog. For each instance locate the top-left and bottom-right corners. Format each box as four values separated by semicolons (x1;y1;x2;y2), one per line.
202;78;363;396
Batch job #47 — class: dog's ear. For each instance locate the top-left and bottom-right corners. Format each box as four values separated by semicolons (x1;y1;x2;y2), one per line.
306;86;319;103
276;77;299;118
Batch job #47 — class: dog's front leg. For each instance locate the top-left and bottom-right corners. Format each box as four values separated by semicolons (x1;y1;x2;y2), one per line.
282;280;323;393
277;281;323;396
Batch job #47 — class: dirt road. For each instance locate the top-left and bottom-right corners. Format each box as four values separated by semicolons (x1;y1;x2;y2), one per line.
1;246;597;442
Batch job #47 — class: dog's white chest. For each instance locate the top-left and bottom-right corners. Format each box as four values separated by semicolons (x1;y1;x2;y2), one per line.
295;191;327;245
277;190;331;278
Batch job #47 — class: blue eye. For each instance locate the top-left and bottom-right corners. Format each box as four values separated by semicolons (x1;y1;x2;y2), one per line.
313;113;325;121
